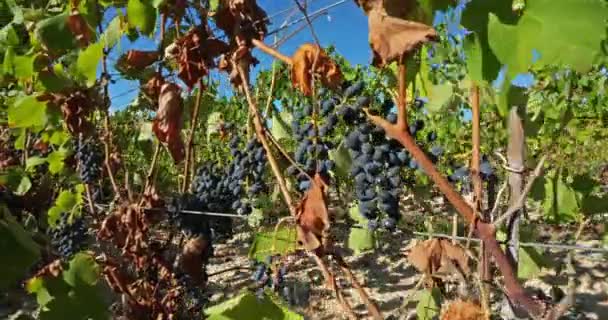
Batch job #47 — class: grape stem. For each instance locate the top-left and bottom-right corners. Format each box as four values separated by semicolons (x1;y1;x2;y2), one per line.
252;39;293;65
470;83;490;315
237;63;382;320
365;60;563;319
493;155;547;227
182;78;205;193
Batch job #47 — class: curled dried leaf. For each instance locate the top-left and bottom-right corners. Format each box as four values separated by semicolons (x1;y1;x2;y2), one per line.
67;10;93;47
368;10;437;66
407;238;470;277
30;259;63;278
291;43;343;96
440;299;486;320
124;50;160;69
172;27;229;89
179;235;209;285
219;50;259;92
214;0;268;46
153;83;185;163
143;73;165;100
296;174;330;251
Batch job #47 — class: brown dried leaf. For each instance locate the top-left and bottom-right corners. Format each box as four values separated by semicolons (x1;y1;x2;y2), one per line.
67;11;93;47
124;50;160;69
296;174;330;251
440;299;486;320
179;235;209;285
290;43;343;96
172;27;229;89
407;238;469;276
153;83;185;163
143;73;165;100
368;10;437;66
214;0;268;46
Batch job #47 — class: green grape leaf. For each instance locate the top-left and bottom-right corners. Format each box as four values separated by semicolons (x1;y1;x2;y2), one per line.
271;111;292;141
76;41;104;87
47;189;82;226
347;227;375;254
416;288;441;320
13;54;35;79
2;46;15;74
348;203;367;225
517;246;551;280
329;141;352;179
47;149;67;174
26;277;53;306
581;194;608;216
26;156;47;171
64;253;100;286
101;14;125;48
461;0;518;82
29;254;108;320
209;0;219;12
425;82;453;113
542;173;581;223
49;130;70;146
248;227;298;263
39;68;73;92
0;23;19;46
205;291;303;320
0;208;41;291
463;33;484;83
14;175;32;196
35;13;78;53
488;0;608;78
8;95;47;129
127;0;157;36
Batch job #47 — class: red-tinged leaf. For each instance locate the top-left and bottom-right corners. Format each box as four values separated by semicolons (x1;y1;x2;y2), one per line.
153;83;185;163
67;11;94;47
290;43;343;96
125;50;159;69
296;174;330;251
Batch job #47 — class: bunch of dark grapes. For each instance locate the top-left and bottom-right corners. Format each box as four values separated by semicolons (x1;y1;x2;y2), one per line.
448;155;496;193
76;135;103;184
50;213;87;259
287;97;338;191
338;81;411;230
250;257;289;303
170;136;268;239
175;272;207;319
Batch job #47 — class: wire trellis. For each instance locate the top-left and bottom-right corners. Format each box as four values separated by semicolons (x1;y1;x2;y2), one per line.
93;203;608;254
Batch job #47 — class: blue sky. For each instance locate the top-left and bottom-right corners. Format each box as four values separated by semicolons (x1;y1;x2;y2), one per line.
107;0;371;110
106;0;534;111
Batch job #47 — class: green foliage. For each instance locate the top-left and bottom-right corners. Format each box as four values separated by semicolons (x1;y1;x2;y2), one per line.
329;141;352;179
47;186;84;226
8;95;47;129
249;226;298;263
271;111;292;141
347;204;375;253
76;41;104;87
127;0;157;36
34;13;78;53
0;207;41;290
488;0;607;77
26;253;109;320
518;246;551;280
204;291;303;320
416;288;441;320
